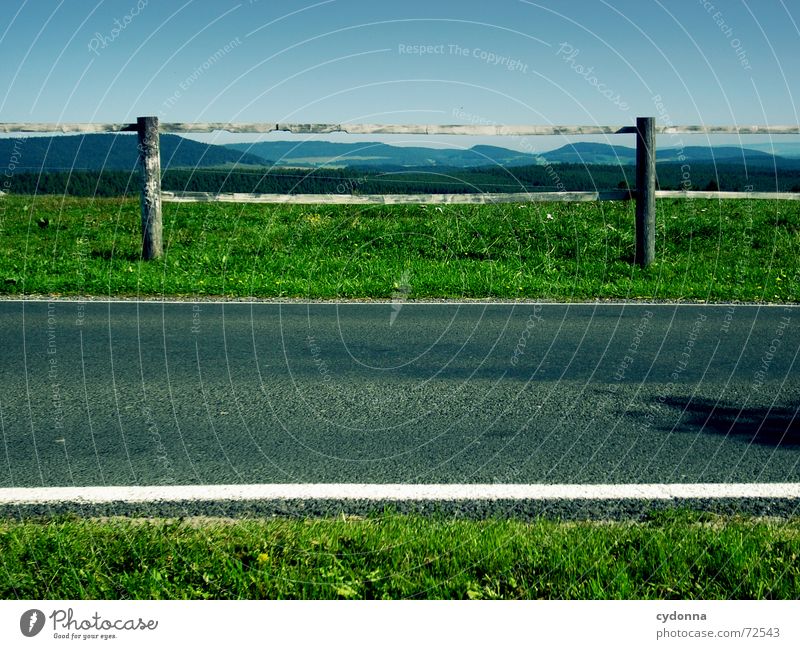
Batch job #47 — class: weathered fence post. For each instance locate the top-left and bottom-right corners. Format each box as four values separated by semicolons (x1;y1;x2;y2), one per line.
137;116;163;260
635;116;656;267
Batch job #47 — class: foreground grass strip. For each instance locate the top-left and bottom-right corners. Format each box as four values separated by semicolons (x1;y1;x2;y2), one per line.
1;195;799;301
1;511;798;599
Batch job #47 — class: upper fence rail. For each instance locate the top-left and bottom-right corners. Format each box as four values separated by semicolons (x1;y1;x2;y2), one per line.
1;122;799;136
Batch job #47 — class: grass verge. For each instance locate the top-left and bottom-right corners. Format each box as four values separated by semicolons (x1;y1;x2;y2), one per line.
1;195;799;301
1;511;799;599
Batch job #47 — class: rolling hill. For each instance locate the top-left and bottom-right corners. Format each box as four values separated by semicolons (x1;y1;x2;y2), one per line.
0;133;271;171
226;139;799;170
224;140;537;168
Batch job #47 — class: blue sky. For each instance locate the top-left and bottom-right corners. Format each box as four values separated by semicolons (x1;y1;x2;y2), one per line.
1;0;798;150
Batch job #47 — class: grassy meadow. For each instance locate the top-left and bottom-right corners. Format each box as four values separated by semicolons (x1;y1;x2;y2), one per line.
1;194;798;301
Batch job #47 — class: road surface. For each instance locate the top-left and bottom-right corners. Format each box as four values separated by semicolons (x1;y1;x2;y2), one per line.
0;300;797;517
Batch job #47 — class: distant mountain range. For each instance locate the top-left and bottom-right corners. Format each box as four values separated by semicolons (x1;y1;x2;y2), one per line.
227;140;800;169
537;142;793;166
0;134;268;171
3;133;800;172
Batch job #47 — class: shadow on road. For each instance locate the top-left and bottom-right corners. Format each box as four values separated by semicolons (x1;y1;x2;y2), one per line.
661;397;800;448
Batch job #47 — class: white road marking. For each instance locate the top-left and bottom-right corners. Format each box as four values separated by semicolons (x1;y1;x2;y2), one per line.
0;483;799;504
0;298;796;307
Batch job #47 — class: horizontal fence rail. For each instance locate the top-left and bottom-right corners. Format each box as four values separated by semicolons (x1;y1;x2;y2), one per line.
160;190;800;205
3;116;800;265
164;123;639;136
161;190;633;205
0;123;137;134
2;122;799;135
161;189;800;205
656;190;800;201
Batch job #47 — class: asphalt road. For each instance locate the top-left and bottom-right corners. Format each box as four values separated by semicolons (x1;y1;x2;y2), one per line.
1;299;797;500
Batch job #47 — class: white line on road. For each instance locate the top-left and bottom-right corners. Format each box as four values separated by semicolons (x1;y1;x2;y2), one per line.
1;298;797;307
1;483;799;504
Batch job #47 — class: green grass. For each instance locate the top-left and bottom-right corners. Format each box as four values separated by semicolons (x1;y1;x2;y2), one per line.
1;194;799;301
1;511;798;599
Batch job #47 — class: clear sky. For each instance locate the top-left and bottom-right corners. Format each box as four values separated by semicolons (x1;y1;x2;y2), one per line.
1;0;798;151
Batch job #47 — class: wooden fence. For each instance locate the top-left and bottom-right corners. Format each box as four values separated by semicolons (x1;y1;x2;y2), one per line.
3;118;799;265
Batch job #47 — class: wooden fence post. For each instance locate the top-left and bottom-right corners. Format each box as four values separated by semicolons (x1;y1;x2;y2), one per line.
137;116;163;260
635;116;656;267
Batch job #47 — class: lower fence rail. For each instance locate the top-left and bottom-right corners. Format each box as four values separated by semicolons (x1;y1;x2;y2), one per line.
160;190;799;205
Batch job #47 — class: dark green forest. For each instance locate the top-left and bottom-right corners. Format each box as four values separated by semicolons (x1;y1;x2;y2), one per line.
5;163;800;197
